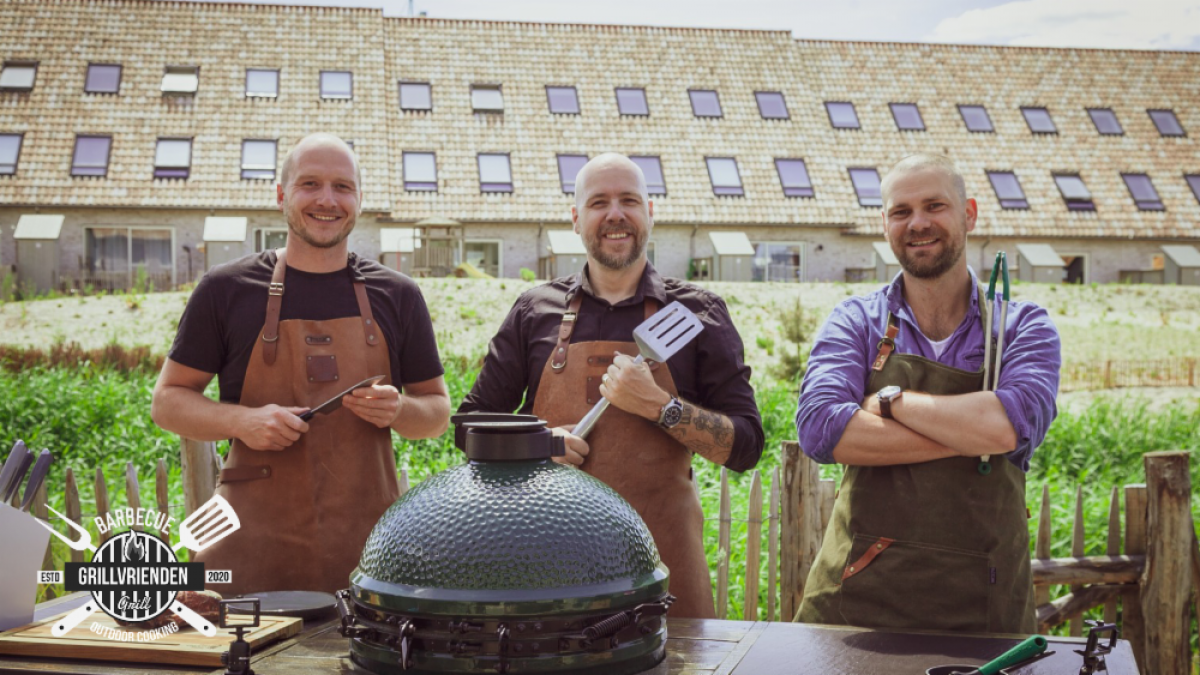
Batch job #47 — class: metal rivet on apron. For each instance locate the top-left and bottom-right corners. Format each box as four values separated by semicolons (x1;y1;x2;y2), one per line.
261;468;268;475
848;566;855;573
876;544;883;550
366;319;373;325
558;348;564;353
308;377;314;381
307;356;311;361
334;375;339;380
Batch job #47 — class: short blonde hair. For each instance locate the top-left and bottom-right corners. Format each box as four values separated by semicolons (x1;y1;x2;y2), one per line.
881;153;966;207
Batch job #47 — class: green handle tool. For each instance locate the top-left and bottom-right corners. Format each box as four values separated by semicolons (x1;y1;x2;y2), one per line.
963;635;1049;675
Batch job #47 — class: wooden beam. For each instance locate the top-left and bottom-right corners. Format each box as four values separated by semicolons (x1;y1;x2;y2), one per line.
780;441;800;621
1069;485;1085;637
1031;555;1144;586
1037;584;1124;630
1139;451;1191;675
1103;486;1121;624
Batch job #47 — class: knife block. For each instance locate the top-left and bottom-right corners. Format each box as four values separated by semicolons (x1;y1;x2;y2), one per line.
0;502;52;631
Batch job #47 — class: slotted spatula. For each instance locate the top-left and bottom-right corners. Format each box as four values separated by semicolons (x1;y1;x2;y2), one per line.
172;495;241;553
574;301;704;439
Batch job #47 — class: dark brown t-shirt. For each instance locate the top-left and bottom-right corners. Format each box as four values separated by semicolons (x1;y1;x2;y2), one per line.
458;263;764;472
168;250;444;403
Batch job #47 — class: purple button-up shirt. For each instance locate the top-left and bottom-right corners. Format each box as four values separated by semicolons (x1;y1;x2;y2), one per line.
795;270;1061;471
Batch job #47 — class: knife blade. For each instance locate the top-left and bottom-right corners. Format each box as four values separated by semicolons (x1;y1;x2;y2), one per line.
3;445;33;503
298;375;386;422
0;440;28;503
20;449;54;512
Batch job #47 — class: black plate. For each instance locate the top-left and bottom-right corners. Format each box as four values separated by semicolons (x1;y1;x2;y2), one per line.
232;591;337;619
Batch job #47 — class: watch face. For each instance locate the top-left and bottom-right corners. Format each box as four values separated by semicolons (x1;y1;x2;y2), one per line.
878;385;902;400
660;403;683;428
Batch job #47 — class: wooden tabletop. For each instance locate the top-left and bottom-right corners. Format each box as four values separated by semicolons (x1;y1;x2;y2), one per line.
0;593;1140;675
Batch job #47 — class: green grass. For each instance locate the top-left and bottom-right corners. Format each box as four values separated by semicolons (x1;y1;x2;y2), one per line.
2;363;1197;657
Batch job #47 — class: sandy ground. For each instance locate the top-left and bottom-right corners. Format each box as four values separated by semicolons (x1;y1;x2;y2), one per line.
2;279;1198;390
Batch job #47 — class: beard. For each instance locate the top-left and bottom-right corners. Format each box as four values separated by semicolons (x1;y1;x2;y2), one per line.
583;223;648;270
283;205;355;250
894;230;965;280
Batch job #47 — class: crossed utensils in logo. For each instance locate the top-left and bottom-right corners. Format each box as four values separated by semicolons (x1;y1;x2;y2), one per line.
38;495;240;637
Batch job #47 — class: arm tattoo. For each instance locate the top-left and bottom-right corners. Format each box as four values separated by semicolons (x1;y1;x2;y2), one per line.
665;400;734;466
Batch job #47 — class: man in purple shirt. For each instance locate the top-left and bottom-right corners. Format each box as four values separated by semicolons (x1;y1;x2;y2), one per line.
794;154;1060;634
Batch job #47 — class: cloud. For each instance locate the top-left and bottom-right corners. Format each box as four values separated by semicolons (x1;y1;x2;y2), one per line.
928;0;1200;50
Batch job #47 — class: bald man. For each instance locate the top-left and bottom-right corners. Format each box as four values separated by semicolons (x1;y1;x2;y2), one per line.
152;133;450;595
794;154;1060;633
459;153;764;618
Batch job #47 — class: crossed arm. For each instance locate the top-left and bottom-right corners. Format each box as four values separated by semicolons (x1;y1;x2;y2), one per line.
151;358;450;451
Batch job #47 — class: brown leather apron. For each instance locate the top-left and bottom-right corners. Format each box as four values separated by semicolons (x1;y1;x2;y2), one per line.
796;287;1036;633
196;250;399;596
531;294;716;619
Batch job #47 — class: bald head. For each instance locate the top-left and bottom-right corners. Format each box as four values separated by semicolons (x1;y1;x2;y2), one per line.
574;153;648;211
881;153;966;209
279;133;361;192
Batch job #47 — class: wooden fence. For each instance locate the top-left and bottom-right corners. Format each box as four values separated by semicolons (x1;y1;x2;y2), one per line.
1060;358;1198;391
28;440;1198;674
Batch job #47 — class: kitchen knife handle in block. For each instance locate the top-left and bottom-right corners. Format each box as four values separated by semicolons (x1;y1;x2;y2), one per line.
172;600;217;637
977;635;1048;675
573;354;645;439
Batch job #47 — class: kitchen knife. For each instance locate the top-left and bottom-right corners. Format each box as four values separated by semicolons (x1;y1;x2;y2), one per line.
19;449;54;513
2;445;33;503
298;375;386;422
0;440;28;503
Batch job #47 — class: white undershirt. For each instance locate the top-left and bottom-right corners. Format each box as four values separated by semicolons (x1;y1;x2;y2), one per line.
928;334;952;359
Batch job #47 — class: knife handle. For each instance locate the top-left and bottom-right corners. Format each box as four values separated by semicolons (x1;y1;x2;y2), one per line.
20;450;53;512
0;440;27;502
3;448;33;503
298;410;315;422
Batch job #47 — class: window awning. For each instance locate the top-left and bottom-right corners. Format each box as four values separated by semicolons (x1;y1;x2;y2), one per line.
871;241;898;265
14;214;64;240
708;231;753;256
1162;244;1200;267
546;230;586;256
202;217;247;242
381;228;421;253
1016;243;1064;267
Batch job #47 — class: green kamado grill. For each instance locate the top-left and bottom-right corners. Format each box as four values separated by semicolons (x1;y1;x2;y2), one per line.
337;413;674;675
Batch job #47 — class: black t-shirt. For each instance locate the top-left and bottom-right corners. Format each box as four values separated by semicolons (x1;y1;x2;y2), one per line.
168;251;444;403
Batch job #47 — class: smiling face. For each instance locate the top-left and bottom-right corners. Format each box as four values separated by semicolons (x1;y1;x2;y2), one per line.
571;155;654;271
883;166;976;280
276;137;361;251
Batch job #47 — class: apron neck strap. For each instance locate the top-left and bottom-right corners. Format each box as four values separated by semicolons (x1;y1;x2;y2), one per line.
550;293;584;372
871;313;900;372
353;280;382;348
261;248;288;366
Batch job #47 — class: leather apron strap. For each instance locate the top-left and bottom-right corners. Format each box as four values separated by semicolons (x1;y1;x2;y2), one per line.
550;293;584;372
261;249;288;366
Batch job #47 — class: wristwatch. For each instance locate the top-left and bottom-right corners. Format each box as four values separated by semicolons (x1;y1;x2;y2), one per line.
877;386;902;419
657;397;684;429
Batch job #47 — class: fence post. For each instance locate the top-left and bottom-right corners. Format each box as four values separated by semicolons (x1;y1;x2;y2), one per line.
181;438;219;517
716;468;731;619
780;441;820;622
767;468;779;622
125;462;141;531
34;480;56;600
94;468;111;544
1124;484;1148;670
1103;360;1113;388
1034;484;1051;628
64;468;84;565
1103;486;1121;625
744;471;763;622
1069;486;1085;637
398;468;410;497
1140;451;1191;675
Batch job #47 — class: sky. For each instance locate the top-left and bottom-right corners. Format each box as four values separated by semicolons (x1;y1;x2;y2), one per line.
164;0;1200;51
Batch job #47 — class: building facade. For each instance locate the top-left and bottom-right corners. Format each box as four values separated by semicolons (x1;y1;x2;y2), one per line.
2;0;1198;291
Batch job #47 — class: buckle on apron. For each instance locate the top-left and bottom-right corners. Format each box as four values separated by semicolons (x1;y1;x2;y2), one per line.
268;282;285;297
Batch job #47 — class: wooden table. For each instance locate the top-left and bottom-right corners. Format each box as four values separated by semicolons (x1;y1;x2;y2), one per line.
0;593;1140;674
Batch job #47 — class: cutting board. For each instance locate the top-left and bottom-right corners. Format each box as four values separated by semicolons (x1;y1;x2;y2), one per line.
0;608;303;666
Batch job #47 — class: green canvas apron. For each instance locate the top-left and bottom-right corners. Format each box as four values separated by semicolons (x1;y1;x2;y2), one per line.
795;289;1036;634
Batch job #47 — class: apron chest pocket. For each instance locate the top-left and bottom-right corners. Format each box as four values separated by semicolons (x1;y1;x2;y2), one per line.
838;533;993;633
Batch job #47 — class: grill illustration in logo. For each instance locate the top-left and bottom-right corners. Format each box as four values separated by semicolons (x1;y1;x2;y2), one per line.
76;530;201;622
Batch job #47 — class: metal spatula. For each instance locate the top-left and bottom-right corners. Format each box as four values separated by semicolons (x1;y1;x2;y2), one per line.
172;495;241;553
574;301;704;439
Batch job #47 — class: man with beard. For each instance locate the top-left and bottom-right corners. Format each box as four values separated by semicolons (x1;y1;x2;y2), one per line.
794;154;1060;633
152;133;450;595
459;153;763;618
